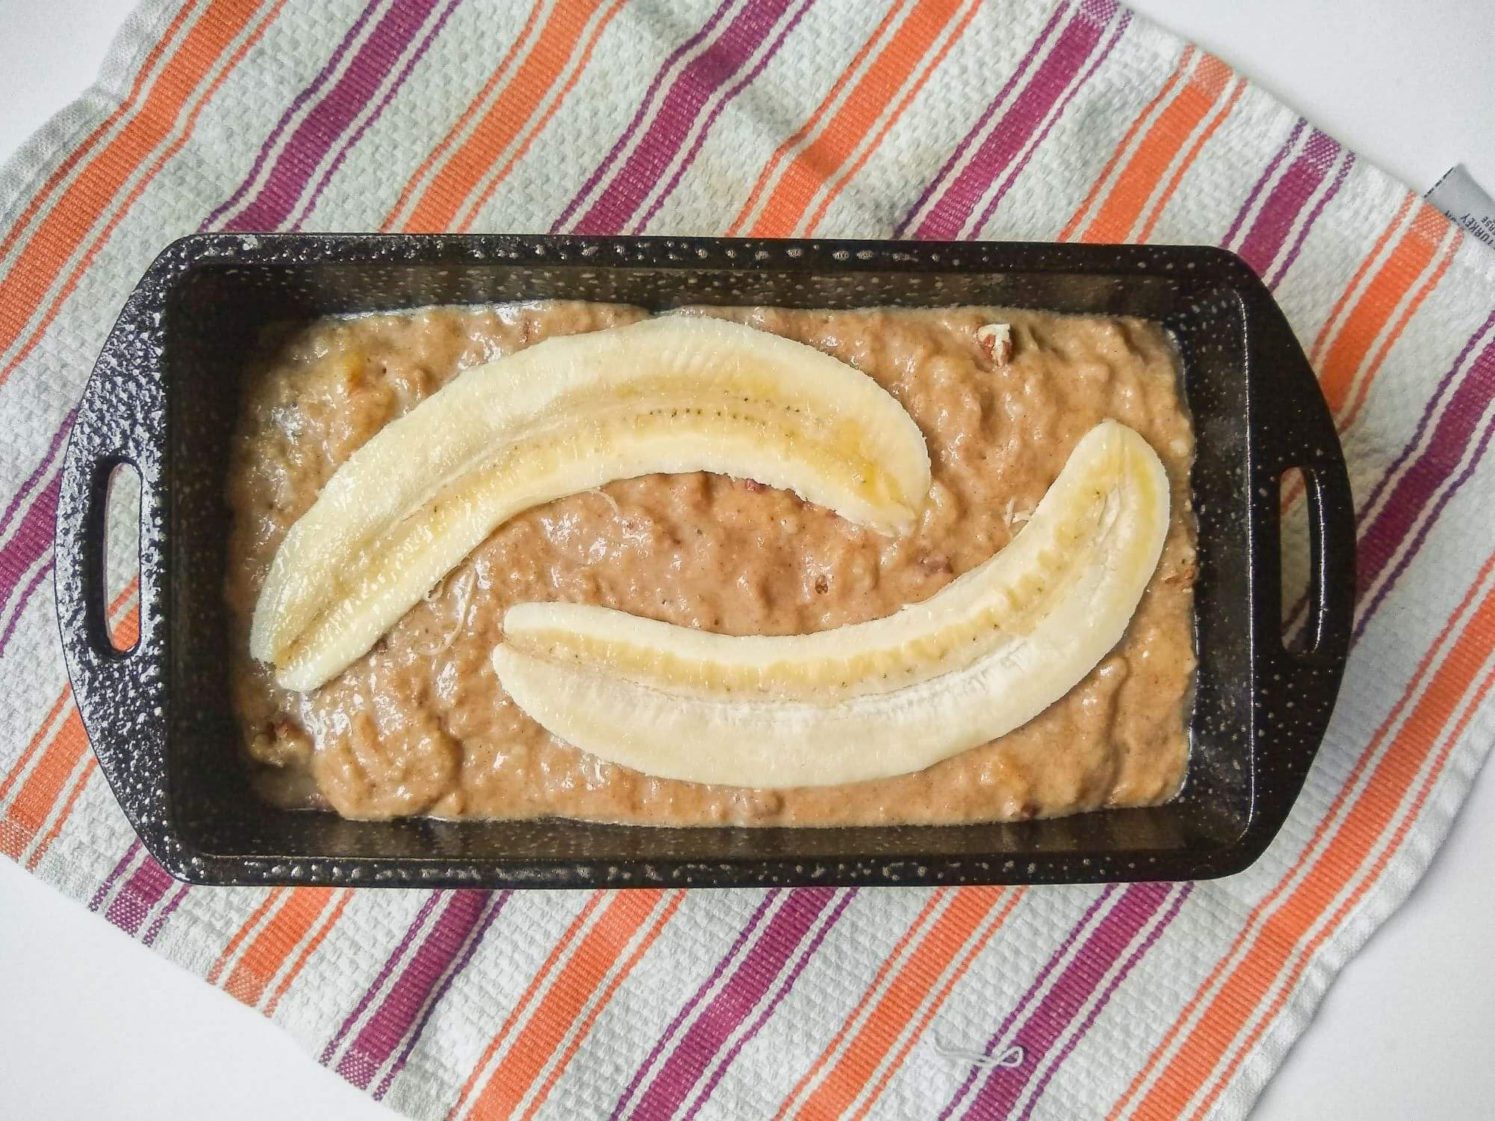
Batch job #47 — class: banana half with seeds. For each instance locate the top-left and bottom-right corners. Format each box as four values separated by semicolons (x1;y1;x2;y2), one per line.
493;420;1170;788
252;315;932;691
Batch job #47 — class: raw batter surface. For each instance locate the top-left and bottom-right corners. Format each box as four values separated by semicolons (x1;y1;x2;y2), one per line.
226;302;1196;824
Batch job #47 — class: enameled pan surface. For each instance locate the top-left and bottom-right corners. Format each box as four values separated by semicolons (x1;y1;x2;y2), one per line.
55;235;1353;888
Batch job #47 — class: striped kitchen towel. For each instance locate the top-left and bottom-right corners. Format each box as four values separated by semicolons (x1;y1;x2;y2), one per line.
3;1;1494;1118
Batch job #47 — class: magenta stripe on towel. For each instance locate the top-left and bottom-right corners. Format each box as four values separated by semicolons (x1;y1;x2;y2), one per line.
686;888;855;1120
216;0;448;232
0;411;73;654
894;2;1069;238
1222;119;1303;249
292;0;463;230
552;0;740;233
0;548;52;654
1279;310;1488;640
560;0;803;236
948;882;1178;1120
1264;141;1352;287
103;854;176;937
321;891;442;1065
202;0;387;230
899;0;1121;240
369;893;507;1100
88;839;144;912
1354;317;1495;633
1015;885;1192;1120
961;5;1129;241
141;883;192;947
633;0;814;232
332;890;507;1093
619;888;852;1121
1230;126;1348;281
937;886;1118;1121
0;408;71;545
0;472;58;605
610;891;780;1120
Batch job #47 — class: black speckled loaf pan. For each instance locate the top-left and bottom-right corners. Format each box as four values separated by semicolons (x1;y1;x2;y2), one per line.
55;234;1353;889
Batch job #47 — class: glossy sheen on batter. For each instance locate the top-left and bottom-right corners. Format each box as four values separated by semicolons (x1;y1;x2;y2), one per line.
226;302;1197;825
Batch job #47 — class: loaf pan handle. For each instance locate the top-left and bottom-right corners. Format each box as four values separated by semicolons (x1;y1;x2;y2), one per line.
1243;279;1355;816
72;452;140;658
55;276;172;860
1288;456;1357;662
1254;301;1355;668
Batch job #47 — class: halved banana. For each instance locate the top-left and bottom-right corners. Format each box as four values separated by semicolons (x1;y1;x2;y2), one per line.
492;421;1170;788
252;315;931;692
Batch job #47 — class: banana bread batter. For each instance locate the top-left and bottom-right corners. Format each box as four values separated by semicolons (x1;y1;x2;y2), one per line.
226;303;1196;824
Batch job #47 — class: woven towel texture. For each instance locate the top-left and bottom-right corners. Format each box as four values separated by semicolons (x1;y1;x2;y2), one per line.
2;2;1494;1119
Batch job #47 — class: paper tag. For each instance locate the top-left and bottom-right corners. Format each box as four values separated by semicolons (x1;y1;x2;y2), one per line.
1426;165;1495;249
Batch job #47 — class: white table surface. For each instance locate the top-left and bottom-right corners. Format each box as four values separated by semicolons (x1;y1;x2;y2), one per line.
2;2;1492;1118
